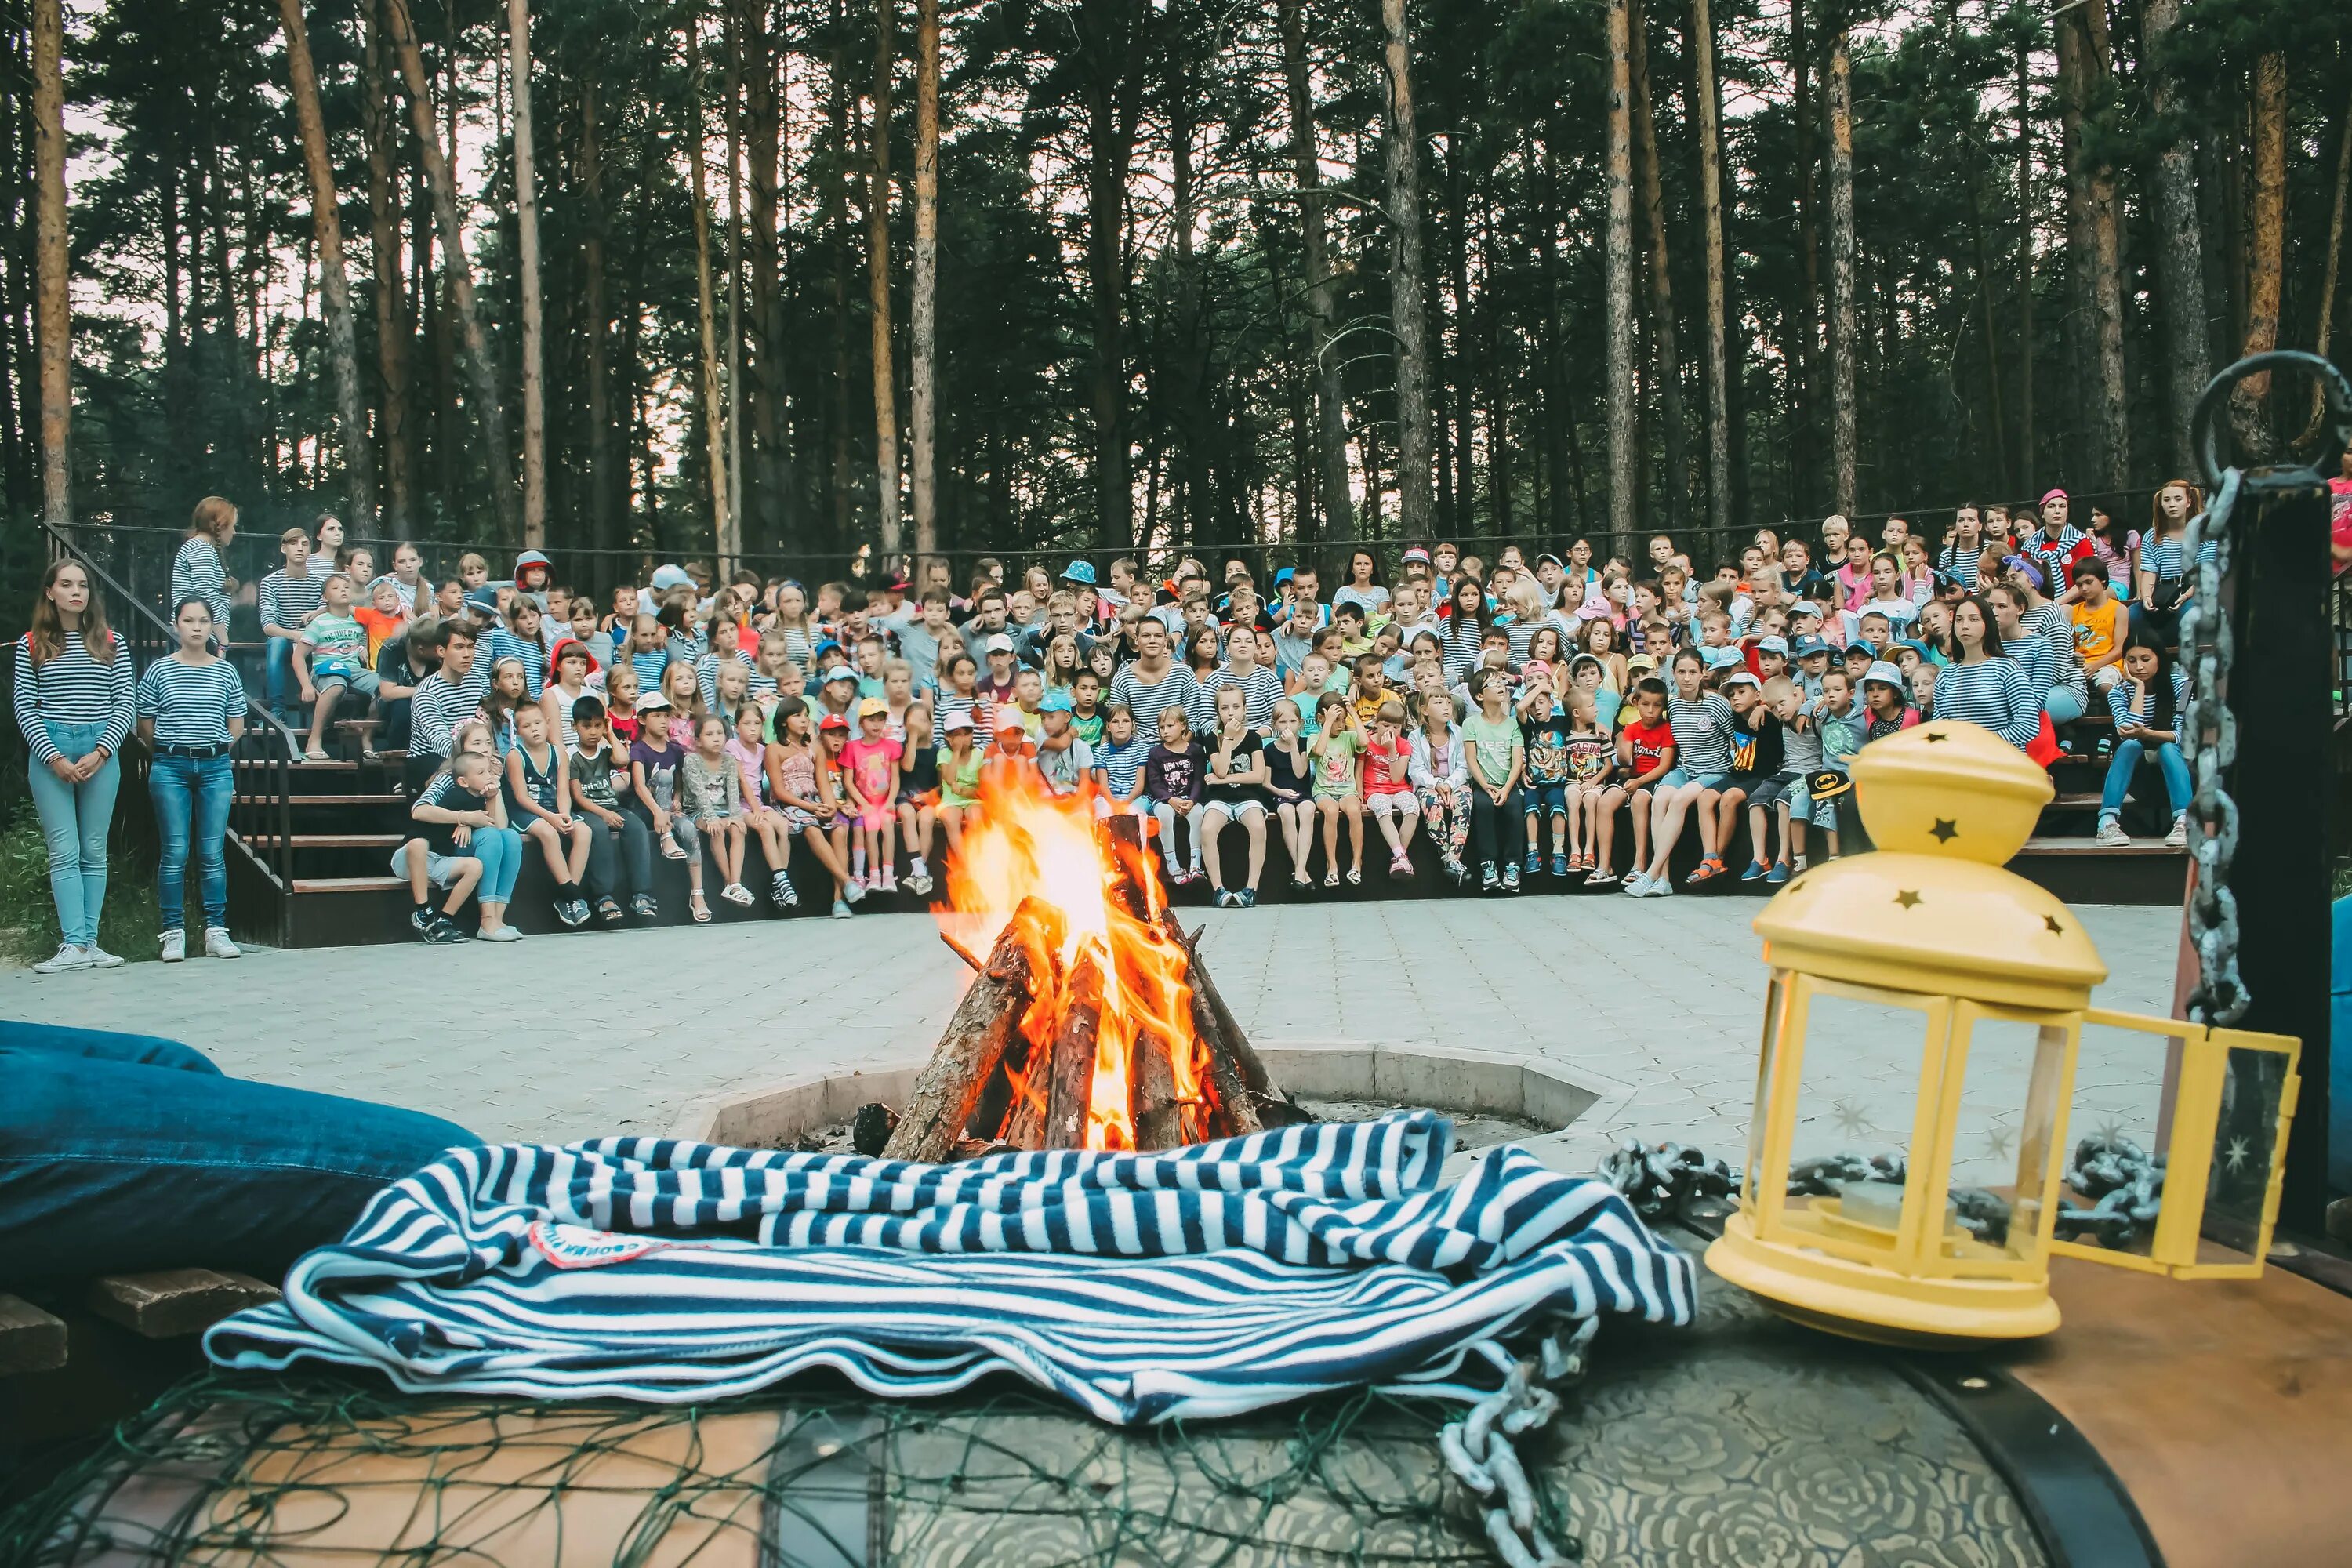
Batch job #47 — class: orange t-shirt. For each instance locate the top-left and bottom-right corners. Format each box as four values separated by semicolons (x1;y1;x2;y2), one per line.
354;606;408;663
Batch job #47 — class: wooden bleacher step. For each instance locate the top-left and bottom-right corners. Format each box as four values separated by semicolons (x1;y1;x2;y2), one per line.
0;1294;68;1375
84;1269;278;1339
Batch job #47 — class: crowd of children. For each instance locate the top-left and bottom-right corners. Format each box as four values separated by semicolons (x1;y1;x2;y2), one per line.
119;485;2215;949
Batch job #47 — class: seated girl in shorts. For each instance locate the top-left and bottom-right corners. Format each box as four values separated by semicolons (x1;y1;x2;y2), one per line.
1200;683;1269;908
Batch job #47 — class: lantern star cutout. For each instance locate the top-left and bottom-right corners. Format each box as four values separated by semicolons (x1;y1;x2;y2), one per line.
1983;1124;2016;1160
1894;889;1923;909
2043;914;2064;935
1930;818;1959;843
1831;1097;1875;1139
2223;1136;2252;1174
1924;730;1950;742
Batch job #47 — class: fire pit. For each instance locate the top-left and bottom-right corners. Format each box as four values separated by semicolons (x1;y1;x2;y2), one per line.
884;767;1308;1161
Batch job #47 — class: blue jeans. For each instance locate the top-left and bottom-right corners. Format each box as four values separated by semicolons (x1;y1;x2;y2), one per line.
151;753;234;931
2100;738;2192;822
2044;686;2087;725
27;719;122;948
0;1020;477;1284
469;825;524;905
266;635;298;717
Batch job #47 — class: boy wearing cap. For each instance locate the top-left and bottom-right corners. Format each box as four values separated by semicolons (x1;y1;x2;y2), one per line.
1791;636;1832;702
1034;688;1094;797
1711;671;1782;873
816;663;860;726
841;696;903;892
566;694;652;923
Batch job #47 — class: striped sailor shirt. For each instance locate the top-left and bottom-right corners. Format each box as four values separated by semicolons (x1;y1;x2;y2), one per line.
256;569;325;637
1666;690;1736;776
1927;657;2040;748
1210;665;1285;729
139;655;247;749
171;536;231;630
409;661;492;759
13;631;136;765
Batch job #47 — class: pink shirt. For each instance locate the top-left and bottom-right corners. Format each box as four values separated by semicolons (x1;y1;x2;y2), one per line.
724;736;768;806
842;735;902;807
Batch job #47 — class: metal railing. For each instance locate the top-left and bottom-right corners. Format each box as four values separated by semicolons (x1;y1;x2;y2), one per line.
36;518;303;948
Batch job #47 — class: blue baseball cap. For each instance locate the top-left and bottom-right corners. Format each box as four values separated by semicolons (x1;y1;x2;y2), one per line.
1700;644;1743;670
1040;688;1075;713
1272;567;1296;588
1793;635;1833;658
1061;559;1098;586
1755;635;1790;655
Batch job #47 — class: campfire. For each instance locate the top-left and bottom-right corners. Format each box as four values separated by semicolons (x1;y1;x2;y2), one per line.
882;763;1307;1160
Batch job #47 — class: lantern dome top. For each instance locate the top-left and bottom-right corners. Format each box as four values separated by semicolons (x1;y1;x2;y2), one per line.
1752;722;2107;1011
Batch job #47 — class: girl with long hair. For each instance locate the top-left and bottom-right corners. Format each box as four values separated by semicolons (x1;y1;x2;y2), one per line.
16;559;135;971
1926;596;2039;748
138;596;249;962
2132;478;2202;644
172;495;239;636
2096;637;2192;849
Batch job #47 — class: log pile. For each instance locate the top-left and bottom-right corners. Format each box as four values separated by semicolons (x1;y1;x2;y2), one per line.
882;899;1311;1162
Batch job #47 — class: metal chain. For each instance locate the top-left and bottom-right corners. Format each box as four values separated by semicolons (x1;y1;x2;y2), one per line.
2175;471;2247;1025
1439;1316;1597;1568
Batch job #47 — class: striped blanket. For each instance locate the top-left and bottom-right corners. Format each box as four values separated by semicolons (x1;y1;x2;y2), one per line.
205;1112;1696;1422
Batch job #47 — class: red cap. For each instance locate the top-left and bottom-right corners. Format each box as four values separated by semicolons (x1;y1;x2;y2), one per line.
546;637;601;681
818;712;849;731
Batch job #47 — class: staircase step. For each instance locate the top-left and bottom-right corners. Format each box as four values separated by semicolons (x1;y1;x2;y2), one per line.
234;792;407;808
240;833;405;851
2045;791;2127;809
2020;834;2183;855
289;875;409;895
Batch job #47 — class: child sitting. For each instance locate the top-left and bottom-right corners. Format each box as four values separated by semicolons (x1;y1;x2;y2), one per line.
1145;701;1207;886
1362;699;1421;879
1091;701;1150;819
1563;688;1621;879
1035;688;1092;797
1200;683;1270;906
294;572;376;761
897;700;941;895
935;710;985;865
503;701;593;927
1308;690;1368;888
1744;677;1812;883
401;732;525;943
1518;680;1571;877
681;711;753;918
1265;697;1318;886
567;695;648;924
770;700;857;918
841;697;904;892
728;700;797;909
1710;671;1782;877
1407;691;1472;884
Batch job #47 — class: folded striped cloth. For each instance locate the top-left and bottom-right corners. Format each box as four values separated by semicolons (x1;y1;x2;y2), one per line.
205;1111;1696;1422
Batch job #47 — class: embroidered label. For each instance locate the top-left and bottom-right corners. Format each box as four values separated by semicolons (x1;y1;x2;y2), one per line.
528;1221;666;1269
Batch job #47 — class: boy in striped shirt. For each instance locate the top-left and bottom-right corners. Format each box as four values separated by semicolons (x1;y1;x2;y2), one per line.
258;529;325;723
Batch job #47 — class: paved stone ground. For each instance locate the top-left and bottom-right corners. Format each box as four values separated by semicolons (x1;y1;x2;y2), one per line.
0;898;2179;1175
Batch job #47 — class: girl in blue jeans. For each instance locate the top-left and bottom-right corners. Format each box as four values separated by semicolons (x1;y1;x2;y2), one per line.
137;597;250;960
2096;637;2192;850
13;558;135;973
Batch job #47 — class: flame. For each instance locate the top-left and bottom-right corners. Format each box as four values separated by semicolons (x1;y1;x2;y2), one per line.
939;754;1205;1149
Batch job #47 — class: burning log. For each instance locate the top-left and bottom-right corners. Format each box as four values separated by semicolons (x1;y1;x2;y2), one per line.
1131;1026;1185;1151
1160;912;1314;1134
1041;948;1106;1149
884;901;1051;1162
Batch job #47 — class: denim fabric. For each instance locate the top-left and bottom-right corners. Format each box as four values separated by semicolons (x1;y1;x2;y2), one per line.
0;1020;477;1284
266;635;298;717
2100;738;2191;820
26;719;121;947
468;825;524;905
2044;685;2087;725
150;752;234;930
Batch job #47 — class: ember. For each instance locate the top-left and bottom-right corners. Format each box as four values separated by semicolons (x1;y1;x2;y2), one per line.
883;760;1306;1160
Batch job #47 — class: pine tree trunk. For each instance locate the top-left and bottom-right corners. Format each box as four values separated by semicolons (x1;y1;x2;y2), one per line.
724;5;746;535
278;0;374;528
1603;0;1636;550
2015;42;2034;485
2055;0;2127;492
741;0;786;541
1687;0;1732;534
865;0;902;557
384;0;519;539
1279;0;1352;541
363;0;415;533
826;1;855;546
686;9;731;567
2230;52;2286;454
1627;0;1685;534
31;0;67;528
909;0;940;568
506;0;546;545
2310;79;2351;436
2140;0;2206;473
1381;0;1432;537
1826;27;1856;516
1790;0;1820;500
580;72;617;553
1079;0;1144;550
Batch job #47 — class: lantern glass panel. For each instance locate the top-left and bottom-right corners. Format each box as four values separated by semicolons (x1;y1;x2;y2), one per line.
2190;1043;2292;1269
1934;1011;2071;1272
1744;975;1788;1205
2052;1016;2185;1266
1780;981;1944;1266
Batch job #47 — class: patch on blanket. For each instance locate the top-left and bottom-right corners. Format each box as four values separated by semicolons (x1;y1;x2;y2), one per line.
206;1111;1697;1423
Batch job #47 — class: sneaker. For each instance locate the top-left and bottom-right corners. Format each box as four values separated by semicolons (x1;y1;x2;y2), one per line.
1238;888;1257;909
1167;862;1186;886
479;923;524;943
1480;862;1500;891
409;905;437;935
1214;888;1236;908
2165;813;2189;849
422;914;470;944
1550;855;1570;878
1523;851;1543;877
1501;862;1521;891
1622;871;1652;897
1766;860;1791;886
1649;874;1677;898
159;929;186;964
844;878;866;904
2094;818;2132;848
907;870;934;897
831;898;854;920
720;881;755;906
203;927;241;960
557;897;592;927
84;945;125;969
879;872;898;894
630;894;661;920
771;871;800;908
1740;859;1771;883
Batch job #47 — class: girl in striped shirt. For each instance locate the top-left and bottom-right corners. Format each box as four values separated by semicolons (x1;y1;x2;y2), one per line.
1928;597;2041;749
171;495;238;636
137;596;249;961
16;559;136;972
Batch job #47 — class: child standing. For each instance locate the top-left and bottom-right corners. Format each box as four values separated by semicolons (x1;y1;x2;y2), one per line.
503;702;593;927
1811;670;1866;857
1361;699;1421;878
1145;701;1207;885
1308;691;1367;888
841;697;904;892
683;712;753;917
1407;691;1472;884
1264;698;1318;886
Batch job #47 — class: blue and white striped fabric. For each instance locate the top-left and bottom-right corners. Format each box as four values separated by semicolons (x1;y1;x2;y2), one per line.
205;1112;1694;1421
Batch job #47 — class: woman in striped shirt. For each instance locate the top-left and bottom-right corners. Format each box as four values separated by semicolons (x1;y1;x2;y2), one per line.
170;494;239;638
1927;596;2041;748
137;597;249;961
2132;478;2201;644
1441;576;1490;681
14;559;136;972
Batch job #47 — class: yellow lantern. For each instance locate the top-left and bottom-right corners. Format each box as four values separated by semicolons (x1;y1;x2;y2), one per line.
1706;720;2302;1344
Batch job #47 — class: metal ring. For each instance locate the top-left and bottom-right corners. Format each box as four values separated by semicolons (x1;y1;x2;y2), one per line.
2190;349;2352;489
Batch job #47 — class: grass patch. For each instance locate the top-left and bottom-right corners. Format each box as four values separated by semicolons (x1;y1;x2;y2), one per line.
0;813;162;965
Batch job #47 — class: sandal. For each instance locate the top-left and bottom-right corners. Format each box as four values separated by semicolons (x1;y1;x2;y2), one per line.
1586;868;1618;887
690;891;713;924
1345;866;1362;887
1323;869;1340;889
